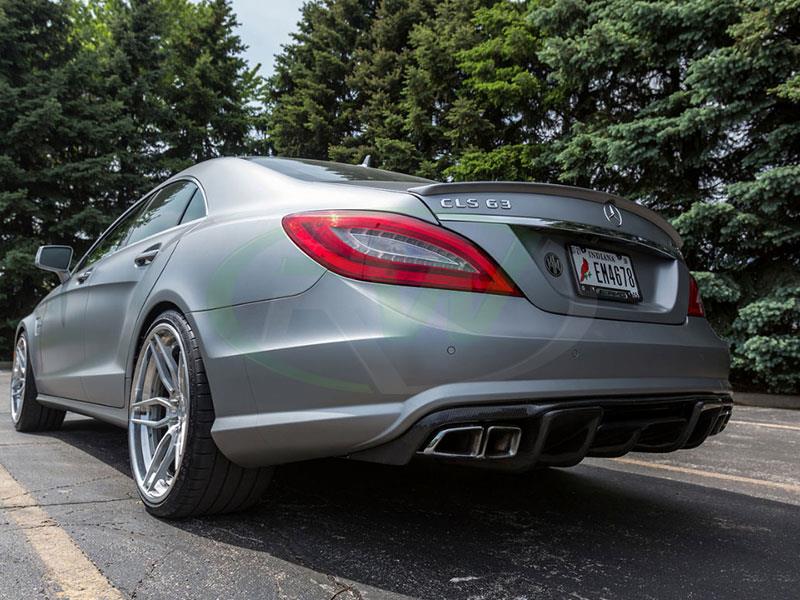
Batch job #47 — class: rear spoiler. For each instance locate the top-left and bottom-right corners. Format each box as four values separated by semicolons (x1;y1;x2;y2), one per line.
408;182;683;249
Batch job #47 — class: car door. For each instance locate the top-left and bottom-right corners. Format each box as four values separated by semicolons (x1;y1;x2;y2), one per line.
34;276;91;400
80;180;203;407
35;201;149;400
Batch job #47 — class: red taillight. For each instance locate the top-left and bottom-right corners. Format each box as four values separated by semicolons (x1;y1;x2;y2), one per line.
688;275;705;317
282;210;521;296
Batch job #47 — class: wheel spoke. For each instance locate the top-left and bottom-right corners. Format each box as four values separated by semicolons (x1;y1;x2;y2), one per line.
149;443;177;491
131;396;173;410
143;425;178;491
150;335;177;394
13;347;25;376
131;414;176;429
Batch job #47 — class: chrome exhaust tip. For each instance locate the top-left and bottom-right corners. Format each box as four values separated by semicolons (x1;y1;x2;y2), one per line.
421;426;484;458
483;426;522;458
419;425;523;459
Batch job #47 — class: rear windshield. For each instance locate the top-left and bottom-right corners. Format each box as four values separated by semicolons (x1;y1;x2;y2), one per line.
247;157;431;184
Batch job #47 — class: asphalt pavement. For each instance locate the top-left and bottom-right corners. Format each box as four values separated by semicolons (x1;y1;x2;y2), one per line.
1;370;798;600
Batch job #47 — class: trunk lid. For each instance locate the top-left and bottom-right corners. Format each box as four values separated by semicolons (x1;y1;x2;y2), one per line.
408;182;689;325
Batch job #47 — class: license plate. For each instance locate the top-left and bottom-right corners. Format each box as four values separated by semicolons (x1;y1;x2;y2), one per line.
569;245;641;302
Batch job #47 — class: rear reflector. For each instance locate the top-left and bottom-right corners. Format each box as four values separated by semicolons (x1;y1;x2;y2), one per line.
688;275;705;317
282;210;521;296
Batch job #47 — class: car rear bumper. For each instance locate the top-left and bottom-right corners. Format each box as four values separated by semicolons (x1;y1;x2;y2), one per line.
349;394;733;471
190;273;731;468
209;382;732;468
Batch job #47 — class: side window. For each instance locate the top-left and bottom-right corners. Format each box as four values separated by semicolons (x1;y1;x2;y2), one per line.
76;199;150;272
179;189;206;224
125;181;198;246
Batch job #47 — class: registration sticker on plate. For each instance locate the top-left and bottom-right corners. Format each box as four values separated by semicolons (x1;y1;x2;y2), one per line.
569;245;641;302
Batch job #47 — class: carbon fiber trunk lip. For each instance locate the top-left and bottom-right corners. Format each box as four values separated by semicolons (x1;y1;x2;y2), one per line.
408;181;682;248
348;394;733;472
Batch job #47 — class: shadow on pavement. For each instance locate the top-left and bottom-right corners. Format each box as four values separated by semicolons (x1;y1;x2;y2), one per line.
39;416;800;599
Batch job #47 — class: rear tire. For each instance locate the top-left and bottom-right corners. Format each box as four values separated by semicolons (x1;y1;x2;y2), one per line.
10;333;66;432
128;310;272;519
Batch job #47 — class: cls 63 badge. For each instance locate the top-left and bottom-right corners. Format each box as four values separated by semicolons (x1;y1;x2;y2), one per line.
440;198;512;210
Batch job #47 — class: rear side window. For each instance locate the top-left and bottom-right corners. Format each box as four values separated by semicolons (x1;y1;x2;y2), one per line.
179;189;206;224
77;198;151;271
125;181;198;246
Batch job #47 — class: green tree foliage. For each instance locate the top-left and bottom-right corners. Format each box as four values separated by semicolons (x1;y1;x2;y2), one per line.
264;0;377;158
161;0;260;170
442;1;555;181
103;0;171;200
401;0;495;177
104;0;258;191
696;0;800;392
0;0;259;357
328;0;437;171
0;0;130;356
268;0;799;392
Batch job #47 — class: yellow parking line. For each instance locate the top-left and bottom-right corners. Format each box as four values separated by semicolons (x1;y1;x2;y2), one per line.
729;420;800;432
613;458;800;495
0;463;124;599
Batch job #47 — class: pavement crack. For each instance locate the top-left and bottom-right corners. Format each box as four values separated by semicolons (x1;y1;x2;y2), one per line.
5;520;59;532
0;473;123;504
2;496;135;510
211;525;265;546
0;441;60;447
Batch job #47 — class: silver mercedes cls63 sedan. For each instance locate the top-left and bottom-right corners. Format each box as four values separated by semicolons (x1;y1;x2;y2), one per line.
10;157;733;518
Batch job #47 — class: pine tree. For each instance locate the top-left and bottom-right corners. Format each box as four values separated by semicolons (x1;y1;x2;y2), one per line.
161;0;260;171
674;0;800;392
0;0;131;353
265;0;377;159
328;0;436;171
442;0;554;181
532;0;741;209
105;0;172;199
400;0;493;177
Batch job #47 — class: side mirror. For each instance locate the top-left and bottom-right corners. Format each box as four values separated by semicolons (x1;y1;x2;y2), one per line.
35;245;73;283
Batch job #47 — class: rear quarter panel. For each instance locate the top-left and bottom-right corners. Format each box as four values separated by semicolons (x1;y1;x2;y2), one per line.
144;159;439;418
157;158;437;312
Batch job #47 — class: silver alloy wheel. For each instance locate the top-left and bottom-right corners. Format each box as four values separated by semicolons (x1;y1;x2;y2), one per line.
10;336;27;423
129;323;190;504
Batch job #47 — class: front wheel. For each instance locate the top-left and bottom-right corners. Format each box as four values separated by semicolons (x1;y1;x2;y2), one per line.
10;333;65;432
128;310;272;518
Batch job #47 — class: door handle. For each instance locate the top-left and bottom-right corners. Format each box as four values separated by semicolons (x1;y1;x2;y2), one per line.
76;269;92;284
134;244;161;267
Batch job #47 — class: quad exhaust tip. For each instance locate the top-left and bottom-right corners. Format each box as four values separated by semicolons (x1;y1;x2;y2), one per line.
420;425;521;459
484;426;522;458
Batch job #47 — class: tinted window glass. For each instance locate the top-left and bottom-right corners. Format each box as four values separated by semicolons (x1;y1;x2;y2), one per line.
125;181;198;246
179;189;206;224
77;200;149;271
